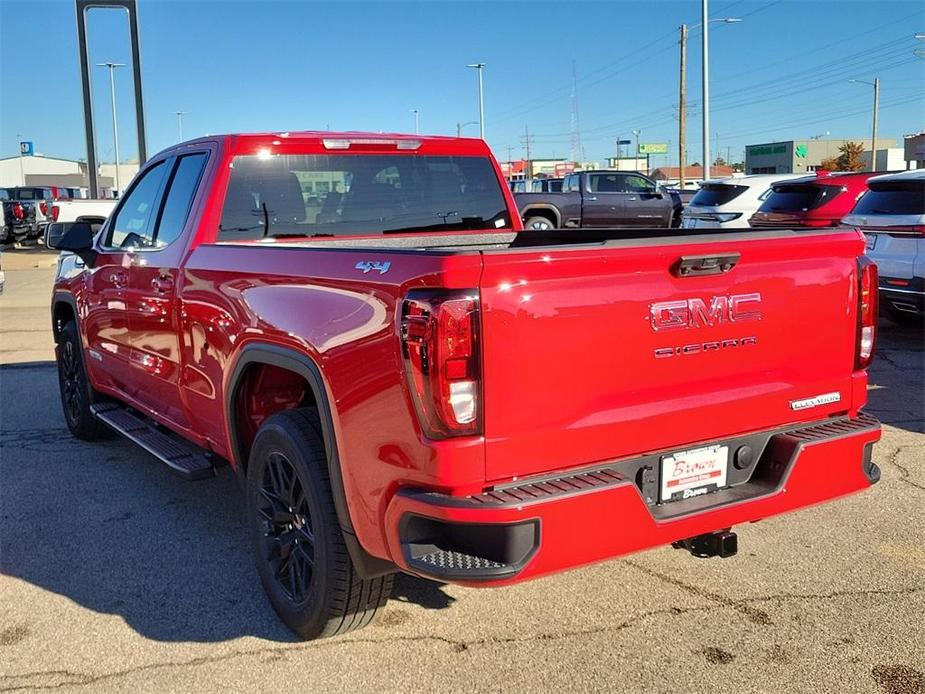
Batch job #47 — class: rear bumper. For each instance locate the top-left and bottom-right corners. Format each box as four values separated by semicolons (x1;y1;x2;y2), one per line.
384;414;881;585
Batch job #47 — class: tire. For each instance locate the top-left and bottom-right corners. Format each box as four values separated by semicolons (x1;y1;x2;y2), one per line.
246;408;393;640
56;320;108;440
523;215;556;231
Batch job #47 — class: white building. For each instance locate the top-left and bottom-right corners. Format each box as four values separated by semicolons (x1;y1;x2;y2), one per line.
0;154;138;196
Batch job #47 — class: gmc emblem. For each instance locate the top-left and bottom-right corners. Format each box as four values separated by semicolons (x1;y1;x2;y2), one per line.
650;293;762;331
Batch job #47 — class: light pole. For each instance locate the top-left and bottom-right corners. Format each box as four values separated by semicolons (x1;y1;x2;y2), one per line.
456;121;479;137
410;109;420;134
97;62;125;194
850;78;880;171
699;3;742;181
174;111;186;141
679;16;740;187
466;63;486;139
15;132;25;186
632;130;641;171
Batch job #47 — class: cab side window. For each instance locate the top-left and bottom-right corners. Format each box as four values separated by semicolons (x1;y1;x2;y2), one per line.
153;153;208;248
588;174;621;193
105;162;167;249
621;174;657;193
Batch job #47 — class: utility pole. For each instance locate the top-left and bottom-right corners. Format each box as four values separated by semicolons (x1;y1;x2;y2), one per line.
569;60;583;163
521;126;534;179
410;109;420;135
679;23;688;189
174;111;186;141
871;77;880;172
97;62;125;195
850;77;881;171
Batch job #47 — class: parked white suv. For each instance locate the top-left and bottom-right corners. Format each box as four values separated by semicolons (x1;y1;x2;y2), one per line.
843;169;924;325
681;174;803;229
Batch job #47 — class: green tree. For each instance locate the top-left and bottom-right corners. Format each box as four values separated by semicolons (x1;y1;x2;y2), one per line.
836;141;866;172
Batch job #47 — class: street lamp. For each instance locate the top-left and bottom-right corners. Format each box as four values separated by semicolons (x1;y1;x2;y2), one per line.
174;111;187;142
678;15;741;187
97;62;125;194
466;63;486;139
849;78;880;171
632;129;641;170
410;109;420;134
456;121;479;137
699;4;742;181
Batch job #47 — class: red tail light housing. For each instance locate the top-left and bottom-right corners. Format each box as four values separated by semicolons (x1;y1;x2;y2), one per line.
856;256;878;370
401;290;481;438
12;202;24;220
51;205;60;221
39;201;48;216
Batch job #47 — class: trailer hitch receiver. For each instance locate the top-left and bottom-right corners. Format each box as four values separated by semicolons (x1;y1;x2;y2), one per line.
673;529;738;559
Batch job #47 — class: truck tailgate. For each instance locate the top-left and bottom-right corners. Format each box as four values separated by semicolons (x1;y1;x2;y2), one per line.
479;230;863;482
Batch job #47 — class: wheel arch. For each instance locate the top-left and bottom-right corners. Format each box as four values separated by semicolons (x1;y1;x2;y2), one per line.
51;291;79;343
520;204;561;227
225;342;395;578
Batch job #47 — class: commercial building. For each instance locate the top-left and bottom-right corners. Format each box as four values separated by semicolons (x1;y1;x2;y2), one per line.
744;138;897;175
0;154;137;196
903;132;925;169
650;165;734;183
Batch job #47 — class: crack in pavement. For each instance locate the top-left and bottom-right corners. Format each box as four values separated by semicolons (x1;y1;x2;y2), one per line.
884;444;925;492
2;584;922;692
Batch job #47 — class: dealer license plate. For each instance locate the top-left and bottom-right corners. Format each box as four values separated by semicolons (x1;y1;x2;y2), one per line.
681;217;697;229
660;444;729;503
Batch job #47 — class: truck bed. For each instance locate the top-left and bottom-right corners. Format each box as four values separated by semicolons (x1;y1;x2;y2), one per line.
217;226;841;253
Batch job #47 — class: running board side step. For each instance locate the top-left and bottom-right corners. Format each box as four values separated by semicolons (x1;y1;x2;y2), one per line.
91;403;215;481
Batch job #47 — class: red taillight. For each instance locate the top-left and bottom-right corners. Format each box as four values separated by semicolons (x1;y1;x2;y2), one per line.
51;205;60;221
856;256;878;370
401;290;481;438
39;201;47;216
12;202;23;220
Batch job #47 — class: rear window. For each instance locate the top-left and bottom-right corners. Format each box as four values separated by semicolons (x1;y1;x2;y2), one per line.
689;183;747;207
219;154;509;239
757;184;842;212
852;181;925;216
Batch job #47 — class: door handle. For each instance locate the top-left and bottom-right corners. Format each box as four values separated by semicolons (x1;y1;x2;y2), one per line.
586;196;598;201
627;196;638;201
150;273;174;294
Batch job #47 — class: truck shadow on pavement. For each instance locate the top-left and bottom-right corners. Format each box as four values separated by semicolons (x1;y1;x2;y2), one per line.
0;364;454;644
865;318;924;435
2;321;918;644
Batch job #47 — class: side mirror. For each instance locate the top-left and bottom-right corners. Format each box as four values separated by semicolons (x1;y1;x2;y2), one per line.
47;221;96;266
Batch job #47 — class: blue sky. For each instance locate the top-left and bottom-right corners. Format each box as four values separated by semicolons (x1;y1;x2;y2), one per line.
1;0;923;168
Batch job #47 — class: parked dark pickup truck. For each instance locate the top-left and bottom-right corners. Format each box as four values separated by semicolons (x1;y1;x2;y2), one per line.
1;187;37;244
516;170;681;230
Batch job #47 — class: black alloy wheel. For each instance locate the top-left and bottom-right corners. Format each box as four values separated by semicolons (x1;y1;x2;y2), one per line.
256;450;316;604
246;408;393;639
56;320;107;440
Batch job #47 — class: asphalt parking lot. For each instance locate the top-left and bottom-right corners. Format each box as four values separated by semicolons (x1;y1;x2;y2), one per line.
1;247;923;694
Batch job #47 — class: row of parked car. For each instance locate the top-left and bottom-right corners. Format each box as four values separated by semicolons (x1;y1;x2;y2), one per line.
1;186;116;245
682;169;924;325
509;168;923;324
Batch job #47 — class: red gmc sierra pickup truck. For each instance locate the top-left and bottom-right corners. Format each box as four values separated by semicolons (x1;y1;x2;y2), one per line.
49;132;882;640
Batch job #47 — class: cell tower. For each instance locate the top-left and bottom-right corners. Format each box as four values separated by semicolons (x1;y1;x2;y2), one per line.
569;61;583;164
